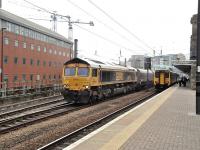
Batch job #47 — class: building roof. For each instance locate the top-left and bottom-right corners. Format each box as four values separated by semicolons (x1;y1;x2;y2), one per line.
0;9;72;44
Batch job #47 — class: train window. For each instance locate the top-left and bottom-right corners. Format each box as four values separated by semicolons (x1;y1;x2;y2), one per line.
155;72;159;78
65;67;75;76
165;72;169;78
102;71;116;82
78;68;89;77
92;69;97;77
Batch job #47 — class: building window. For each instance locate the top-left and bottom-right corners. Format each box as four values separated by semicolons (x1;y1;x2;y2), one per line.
23;42;26;49
30;74;33;81
44;47;47;53
54;62;57;67
43;61;46;67
30;59;34;65
3;75;8;83
3;56;8;64
14;57;18;64
43;75;46;80
49;75;51;79
6;22;11;32
37;60;40;66
59;51;62;55
14;40;18;47
13;75;18;82
31;44;34;50
54;50;57;55
4;37;9;45
22;74;26;81
15;25;19;34
54;75;56;79
37;45;40;52
36;74;40;81
58;75;61;79
24;28;28;37
20;26;24;35
22;58;26;64
11;23;15;33
63;52;66;56
49;61;52;67
49;49;52;54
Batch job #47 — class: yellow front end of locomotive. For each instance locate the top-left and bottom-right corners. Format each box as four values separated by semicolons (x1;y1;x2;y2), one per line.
62;63;92;91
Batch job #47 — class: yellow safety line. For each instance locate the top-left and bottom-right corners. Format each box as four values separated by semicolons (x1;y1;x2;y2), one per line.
100;87;177;150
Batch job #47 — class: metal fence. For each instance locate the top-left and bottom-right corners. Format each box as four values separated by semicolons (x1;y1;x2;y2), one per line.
0;79;63;99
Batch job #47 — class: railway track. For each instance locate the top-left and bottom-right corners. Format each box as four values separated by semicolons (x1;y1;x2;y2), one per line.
0;102;81;134
0;95;63;113
0;98;65;119
38;90;157;150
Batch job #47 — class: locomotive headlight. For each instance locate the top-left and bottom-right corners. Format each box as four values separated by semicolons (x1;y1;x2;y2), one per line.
85;85;89;89
64;84;69;88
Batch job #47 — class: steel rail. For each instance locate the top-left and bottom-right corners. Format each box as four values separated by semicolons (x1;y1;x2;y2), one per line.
38;90;157;150
0;102;78;134
0;94;62;112
0;98;65;118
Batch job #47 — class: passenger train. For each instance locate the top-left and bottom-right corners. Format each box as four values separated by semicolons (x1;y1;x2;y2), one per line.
154;69;178;90
61;57;153;104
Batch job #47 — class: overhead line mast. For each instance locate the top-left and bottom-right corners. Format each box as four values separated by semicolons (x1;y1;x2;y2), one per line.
23;0;94;40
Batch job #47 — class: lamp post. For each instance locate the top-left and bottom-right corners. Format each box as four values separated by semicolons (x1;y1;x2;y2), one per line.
1;27;6;88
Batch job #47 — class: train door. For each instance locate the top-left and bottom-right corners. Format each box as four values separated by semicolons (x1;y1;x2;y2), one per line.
160;72;165;85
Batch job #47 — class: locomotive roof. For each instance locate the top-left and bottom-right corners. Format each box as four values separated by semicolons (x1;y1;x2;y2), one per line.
64;57;137;71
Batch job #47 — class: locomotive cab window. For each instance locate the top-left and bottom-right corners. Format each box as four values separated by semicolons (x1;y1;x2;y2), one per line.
92;69;97;77
65;67;75;76
78;67;89;77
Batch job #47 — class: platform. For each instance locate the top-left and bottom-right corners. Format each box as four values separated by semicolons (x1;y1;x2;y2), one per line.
64;85;199;150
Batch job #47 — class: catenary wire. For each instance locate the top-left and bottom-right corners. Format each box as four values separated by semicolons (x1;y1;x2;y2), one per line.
88;0;160;55
66;0;148;52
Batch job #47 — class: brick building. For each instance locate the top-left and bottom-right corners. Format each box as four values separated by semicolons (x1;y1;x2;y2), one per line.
0;9;72;87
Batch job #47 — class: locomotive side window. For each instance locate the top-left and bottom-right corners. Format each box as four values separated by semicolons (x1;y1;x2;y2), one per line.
102;71;116;82
78;68;89;76
92;69;97;77
65;67;75;76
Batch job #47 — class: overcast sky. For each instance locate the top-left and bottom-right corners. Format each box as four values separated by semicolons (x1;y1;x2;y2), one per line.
2;0;198;61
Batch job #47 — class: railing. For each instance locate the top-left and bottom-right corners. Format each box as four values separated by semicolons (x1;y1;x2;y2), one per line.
0;80;63;99
172;60;196;65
